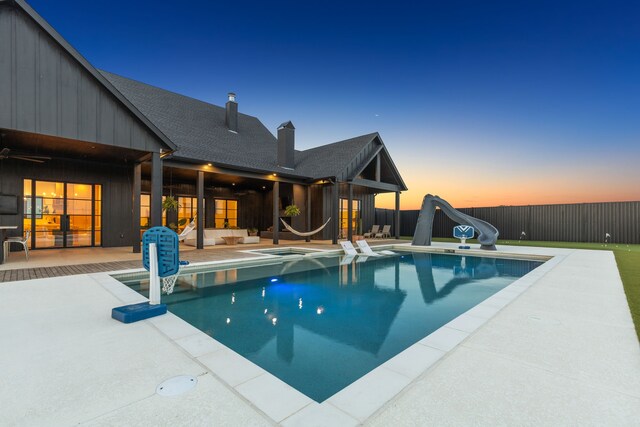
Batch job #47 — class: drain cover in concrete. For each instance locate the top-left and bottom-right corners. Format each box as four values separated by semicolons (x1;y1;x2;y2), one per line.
156;375;198;397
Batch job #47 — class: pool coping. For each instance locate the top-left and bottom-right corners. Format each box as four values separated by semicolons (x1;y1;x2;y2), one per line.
92;243;564;425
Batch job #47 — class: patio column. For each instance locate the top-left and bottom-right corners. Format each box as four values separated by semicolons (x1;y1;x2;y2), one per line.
305;185;311;243
272;181;279;245
150;151;163;227
332;181;339;244
395;191;401;239
347;183;353;241
196;170;204;249
132;163;141;253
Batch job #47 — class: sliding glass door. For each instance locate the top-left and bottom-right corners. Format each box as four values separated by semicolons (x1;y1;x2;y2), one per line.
23;179;102;249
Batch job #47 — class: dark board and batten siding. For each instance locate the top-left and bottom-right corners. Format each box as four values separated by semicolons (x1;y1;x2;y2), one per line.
0;4;163;152
316;184;375;240
377;201;640;244
340;139;378;181
0;158;134;247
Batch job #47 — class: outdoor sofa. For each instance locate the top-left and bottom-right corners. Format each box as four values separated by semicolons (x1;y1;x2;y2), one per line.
183;228;260;246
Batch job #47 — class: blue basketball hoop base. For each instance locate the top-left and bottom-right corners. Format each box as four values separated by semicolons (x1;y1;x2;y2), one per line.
112;302;167;324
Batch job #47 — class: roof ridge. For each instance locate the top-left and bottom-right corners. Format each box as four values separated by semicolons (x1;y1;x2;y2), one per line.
99;69;261;121
300;132;379;153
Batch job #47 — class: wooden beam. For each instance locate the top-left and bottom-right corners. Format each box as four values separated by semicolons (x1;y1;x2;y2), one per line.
351;178;402;192
272;181;279;244
132;163;141;253
197;170;204;249
150;151;163;227
306;185;311;243
347;183;353;241
332;181;339;244
395;191;401;239
375;154;381;182
163;159;304;185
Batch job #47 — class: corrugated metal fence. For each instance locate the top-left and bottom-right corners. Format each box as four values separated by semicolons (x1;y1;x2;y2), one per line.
376;201;640;244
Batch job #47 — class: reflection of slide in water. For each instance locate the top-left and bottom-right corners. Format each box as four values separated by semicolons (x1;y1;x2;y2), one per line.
413;253;498;304
412;194;499;250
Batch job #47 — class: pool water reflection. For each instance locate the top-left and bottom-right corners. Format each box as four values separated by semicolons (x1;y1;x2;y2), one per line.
122;252;542;402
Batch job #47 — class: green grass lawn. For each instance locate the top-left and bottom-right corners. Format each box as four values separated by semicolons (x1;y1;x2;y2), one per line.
400;236;640;341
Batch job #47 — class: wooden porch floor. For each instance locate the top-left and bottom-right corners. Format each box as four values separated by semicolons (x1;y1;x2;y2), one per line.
0;238;400;282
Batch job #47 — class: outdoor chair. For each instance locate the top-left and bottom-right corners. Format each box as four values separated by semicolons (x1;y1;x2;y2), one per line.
375;225;391;239
356;239;396;256
363;225;380;238
339;240;360;256
3;230;30;262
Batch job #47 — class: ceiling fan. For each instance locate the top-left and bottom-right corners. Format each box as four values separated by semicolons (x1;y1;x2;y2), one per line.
0;147;51;163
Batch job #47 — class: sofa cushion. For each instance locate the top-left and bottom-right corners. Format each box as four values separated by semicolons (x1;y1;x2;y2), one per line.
240;235;260;244
183;229;255;245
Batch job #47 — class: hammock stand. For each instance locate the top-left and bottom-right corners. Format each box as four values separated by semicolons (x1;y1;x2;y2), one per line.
279;217;331;237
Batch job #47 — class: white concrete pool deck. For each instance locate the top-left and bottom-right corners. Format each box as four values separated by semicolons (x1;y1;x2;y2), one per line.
1;243;639;426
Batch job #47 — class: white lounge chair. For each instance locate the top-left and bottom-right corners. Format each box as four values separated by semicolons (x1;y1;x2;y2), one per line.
339;240;359;256
375;225;391;239
356;239;396;256
177;221;196;242
363;225;379;238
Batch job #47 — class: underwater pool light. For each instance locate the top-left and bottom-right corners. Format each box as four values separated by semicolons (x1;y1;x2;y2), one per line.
270;278;278;282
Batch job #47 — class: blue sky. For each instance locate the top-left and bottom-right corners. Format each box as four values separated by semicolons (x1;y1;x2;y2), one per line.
27;0;640;208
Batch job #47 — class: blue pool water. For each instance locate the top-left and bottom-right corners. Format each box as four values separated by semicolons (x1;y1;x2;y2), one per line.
120;252;542;402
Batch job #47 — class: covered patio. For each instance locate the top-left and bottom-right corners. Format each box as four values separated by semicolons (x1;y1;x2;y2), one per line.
0;237;399;282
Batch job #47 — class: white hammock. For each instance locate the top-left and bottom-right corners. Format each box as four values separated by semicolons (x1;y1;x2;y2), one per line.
280;217;331;237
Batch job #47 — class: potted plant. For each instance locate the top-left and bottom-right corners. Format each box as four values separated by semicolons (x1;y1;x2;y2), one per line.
247;227;258;236
284;204;301;217
162;196;179;212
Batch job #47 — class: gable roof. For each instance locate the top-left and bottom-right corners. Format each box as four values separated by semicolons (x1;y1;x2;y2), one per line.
103;71;407;189
101;70;292;174
11;0;176;152
102;71;386;180
294;133;378;179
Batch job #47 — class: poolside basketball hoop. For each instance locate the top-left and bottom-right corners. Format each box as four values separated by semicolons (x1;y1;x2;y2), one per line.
142;227;181;304
453;225;474;249
112;226;181;323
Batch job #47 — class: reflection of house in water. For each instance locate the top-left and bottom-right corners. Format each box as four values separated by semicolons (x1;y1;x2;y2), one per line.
163;256;406;363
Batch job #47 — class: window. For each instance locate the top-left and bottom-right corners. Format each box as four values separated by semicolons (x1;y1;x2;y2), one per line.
214;199;238;228
177;196;202;232
339;199;361;238
141;194;167;229
141;194;150;228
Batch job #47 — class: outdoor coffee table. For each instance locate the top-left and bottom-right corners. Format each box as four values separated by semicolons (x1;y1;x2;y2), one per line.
221;236;241;245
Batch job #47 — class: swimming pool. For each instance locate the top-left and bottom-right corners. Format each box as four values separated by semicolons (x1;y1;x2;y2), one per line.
119;251;542;402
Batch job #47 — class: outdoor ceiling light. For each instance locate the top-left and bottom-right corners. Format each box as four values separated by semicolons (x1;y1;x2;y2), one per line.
207;163;212;166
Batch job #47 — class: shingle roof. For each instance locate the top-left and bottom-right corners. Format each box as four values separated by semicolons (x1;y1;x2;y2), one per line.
100;71;379;180
294;133;378;178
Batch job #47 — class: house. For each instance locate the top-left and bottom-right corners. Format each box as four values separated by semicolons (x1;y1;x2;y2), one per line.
0;0;407;254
